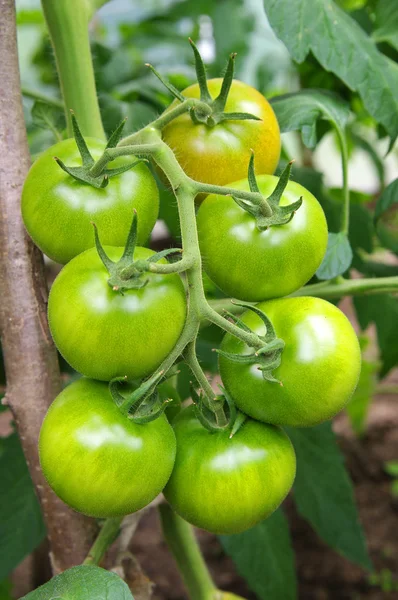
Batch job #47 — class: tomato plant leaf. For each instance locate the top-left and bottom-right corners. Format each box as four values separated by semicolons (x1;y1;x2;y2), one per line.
31;101;64;142
0;434;45;580
219;509;297;600
263;0;398;143
327;189;374;254
0;579;13;600
287;424;372;570
374;178;398;254
21;565;134;600
346;344;378;437
373;0;398;51
374;178;398;222
316;232;353;280
354;294;398;377
271;89;350;148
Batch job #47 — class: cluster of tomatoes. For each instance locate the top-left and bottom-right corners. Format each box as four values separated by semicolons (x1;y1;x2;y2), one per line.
22;69;361;535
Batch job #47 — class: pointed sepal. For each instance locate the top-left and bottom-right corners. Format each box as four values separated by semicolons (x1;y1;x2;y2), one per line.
218;301;285;384
189;38;212;104
232;158;302;230
93;212;179;293
55;157;109;189
70;110;94;167
109;376;129;408
229;410;247;438
219;112;262;122
212;53;237;113
110;370;167;423
55;113;141;188
191;384;236;433
147;248;183;263
145;63;185;102
106;118;128;149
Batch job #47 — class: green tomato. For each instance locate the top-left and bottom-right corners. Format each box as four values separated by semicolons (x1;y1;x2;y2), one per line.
48;246;186;381
219;297;361;427
163;405;296;534
162;79;281;190
197;175;328;301
22;138;159;264
39;378;176;517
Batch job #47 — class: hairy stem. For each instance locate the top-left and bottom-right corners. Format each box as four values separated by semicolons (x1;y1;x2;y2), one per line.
0;0;97;573
336;127;350;234
149;98;208;131
294;276;398;298
204;305;264;348
84;517;123;566
193;181;271;213
21;86;63;109
158;505;216;600
41;0;105;139
184;341;228;429
119;321;198;415
184;341;217;401
89;144;159;177
207;276;398;318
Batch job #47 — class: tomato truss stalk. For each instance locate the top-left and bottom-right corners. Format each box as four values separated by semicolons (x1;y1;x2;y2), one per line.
88;125;287;428
50;39;299;430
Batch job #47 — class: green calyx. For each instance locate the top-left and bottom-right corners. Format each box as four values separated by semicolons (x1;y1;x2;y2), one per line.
93;211;181;293
217;302;285;384
147;39;261;128
191;384;239;434
191;383;248;437
109;372;170;423
55;112;141;189
233;157;303;229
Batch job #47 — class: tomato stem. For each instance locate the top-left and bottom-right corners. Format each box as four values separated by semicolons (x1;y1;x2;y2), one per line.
206;276;398;316
150;98;211;131
184;341;217;402
183;341;229;429
158;504;217;600
83;516;123;566
204;305;265;349
41;0;105;139
88;128;275;356
294;275;398;298
335;126;350;235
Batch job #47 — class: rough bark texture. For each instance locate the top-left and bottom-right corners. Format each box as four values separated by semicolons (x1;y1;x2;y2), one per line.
0;0;97;574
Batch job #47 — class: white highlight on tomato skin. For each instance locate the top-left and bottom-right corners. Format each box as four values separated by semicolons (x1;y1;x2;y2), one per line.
294;314;337;364
247;313;338;380
210;446;267;472
75;416;143;450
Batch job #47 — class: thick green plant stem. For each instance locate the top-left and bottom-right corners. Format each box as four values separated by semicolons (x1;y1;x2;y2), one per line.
41;0;105;139
207;277;398;317
158;505;216;600
295;275;398;298
336;127;350;234
83;517;123;565
87;0;110;19
85;123;290;405
184;341;217;401
118;321;199;415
